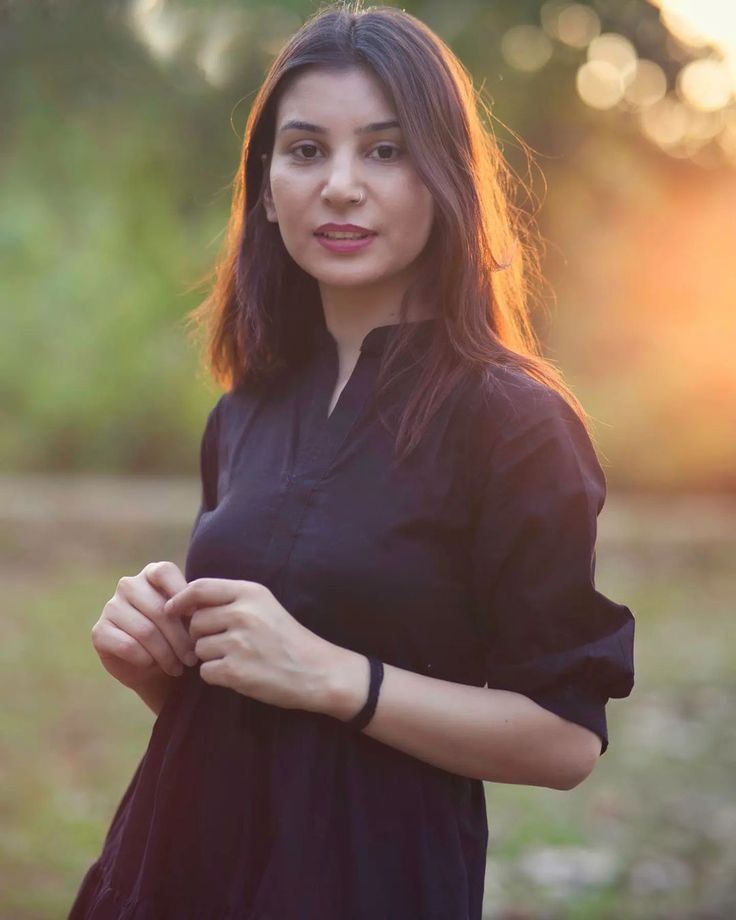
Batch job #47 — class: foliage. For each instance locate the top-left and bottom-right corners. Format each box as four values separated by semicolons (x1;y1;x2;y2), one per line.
1;0;732;488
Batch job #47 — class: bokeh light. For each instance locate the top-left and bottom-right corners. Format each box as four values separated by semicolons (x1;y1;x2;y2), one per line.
555;2;601;49
533;0;736;165
623;59;668;109
651;0;736;96
677;58;733;112
500;24;553;73
638;94;693;147
128;0;190;63
576;60;626;109
194;8;252;89
588;32;639;85
577;33;639;109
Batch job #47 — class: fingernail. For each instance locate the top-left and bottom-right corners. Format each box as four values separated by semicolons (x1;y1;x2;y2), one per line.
184;652;199;667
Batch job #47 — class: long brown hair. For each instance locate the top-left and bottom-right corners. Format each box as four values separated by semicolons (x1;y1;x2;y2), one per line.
184;0;595;463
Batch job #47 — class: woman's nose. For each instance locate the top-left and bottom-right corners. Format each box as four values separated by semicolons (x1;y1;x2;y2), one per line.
321;154;364;204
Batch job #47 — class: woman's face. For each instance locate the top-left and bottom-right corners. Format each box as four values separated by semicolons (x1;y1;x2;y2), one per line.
263;65;435;294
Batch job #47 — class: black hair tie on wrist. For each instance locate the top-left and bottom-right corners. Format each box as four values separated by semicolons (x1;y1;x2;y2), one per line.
347;656;384;731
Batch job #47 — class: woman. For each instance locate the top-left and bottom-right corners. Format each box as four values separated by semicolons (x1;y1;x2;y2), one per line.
69;2;636;917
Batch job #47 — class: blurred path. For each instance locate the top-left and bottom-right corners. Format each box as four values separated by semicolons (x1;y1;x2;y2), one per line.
0;473;198;526
0;474;734;544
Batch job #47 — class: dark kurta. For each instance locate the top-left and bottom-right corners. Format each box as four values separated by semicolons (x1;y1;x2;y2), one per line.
68;317;635;919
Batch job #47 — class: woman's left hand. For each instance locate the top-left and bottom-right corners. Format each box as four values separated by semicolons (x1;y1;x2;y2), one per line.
163;578;337;713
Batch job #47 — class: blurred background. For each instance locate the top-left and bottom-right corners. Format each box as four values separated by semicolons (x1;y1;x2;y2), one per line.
1;0;734;917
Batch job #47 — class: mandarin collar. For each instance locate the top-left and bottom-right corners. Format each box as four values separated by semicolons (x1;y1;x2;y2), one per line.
312;318;438;357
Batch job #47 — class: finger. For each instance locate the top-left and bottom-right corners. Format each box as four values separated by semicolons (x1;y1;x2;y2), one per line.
143;561;188;602
189;606;232;641
108;596;186;677
192;632;227;663
199;658;227;687
164;578;239;620
120;574;197;667
95;620;156;669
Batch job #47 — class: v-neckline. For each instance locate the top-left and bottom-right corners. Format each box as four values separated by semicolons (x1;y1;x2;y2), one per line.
326;363;359;420
323;356;364;424
297;317;437;473
293;340;376;476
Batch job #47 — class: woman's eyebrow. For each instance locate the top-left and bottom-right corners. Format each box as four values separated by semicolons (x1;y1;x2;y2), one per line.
278;119;400;135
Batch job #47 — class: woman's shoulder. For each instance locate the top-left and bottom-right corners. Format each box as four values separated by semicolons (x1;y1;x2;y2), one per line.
206;378;266;426
460;360;605;493
465;361;581;443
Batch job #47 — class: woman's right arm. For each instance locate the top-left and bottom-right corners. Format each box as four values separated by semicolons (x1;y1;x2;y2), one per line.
90;560;199;712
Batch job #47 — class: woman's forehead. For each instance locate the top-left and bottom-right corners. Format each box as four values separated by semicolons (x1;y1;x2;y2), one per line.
276;66;396;125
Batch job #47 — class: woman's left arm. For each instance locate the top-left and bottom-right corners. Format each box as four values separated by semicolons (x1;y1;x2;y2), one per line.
316;384;637;789
164;576;600;790
315;645;603;790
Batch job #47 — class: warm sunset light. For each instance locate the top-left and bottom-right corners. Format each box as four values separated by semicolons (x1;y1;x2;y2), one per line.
516;0;736;164
649;0;736;96
646;0;736;162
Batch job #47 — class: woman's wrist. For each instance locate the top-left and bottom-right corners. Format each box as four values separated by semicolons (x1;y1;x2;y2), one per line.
345;657;384;731
316;644;371;722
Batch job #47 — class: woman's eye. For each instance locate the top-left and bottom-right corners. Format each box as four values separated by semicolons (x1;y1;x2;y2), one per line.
291;143;320;160
369;144;402;160
289;143;402;161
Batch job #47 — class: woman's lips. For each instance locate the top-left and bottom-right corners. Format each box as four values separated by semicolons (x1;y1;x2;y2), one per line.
314;233;377;253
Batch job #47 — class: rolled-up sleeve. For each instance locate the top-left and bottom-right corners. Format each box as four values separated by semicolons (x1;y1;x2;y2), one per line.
470;382;635;755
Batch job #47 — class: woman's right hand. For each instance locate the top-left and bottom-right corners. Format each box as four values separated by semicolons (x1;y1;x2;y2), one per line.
91;561;198;691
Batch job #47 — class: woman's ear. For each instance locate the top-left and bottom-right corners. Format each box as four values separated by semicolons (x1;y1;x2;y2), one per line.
261;153;277;223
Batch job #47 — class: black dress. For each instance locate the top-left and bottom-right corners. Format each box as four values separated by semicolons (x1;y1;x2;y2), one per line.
68;317;635;920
